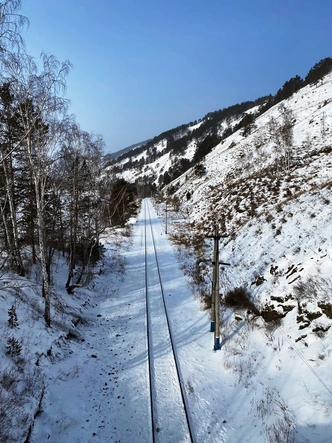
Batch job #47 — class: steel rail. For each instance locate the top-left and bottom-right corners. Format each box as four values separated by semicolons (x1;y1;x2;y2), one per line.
144;199;195;443
144;199;156;443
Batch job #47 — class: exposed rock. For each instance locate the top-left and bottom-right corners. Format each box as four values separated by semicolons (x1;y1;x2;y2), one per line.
318;302;332;319
306;311;323;321
299;322;311;330
271;295;284;303
261;304;286;322
312;324;331;334
252;276;266;286
280;304;296;312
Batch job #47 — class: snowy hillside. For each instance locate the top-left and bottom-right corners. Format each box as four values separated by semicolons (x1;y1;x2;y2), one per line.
107;66;332;440
171;70;332;293
152;72;332;441
108;96;268;187
103;64;332;441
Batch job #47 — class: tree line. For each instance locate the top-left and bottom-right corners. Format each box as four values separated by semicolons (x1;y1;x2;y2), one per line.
0;0;137;326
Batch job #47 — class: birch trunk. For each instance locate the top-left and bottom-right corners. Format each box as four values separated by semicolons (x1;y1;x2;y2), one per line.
0;150;24;275
35;174;51;326
26;133;51;326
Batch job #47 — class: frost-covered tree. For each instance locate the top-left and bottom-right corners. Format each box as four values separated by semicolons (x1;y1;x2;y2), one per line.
58;123;107;293
279;104;295;173
2;51;71;326
0;0;28;53
268;105;295;174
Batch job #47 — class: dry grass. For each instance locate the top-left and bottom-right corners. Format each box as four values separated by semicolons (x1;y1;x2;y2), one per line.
0;362;45;443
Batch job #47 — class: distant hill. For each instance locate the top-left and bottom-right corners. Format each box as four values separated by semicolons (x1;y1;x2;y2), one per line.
104;139;152;165
106;57;332;191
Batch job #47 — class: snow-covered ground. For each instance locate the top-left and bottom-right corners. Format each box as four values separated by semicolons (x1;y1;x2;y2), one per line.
1;197;332;442
157;195;332;443
2;71;332;442
26;200;230;443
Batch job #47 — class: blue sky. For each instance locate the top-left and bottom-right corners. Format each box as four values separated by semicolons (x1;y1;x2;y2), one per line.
20;0;332;153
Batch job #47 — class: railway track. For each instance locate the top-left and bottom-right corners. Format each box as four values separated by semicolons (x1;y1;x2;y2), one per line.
143;199;195;443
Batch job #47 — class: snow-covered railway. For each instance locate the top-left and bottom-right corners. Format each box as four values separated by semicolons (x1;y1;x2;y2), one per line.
143;199;194;443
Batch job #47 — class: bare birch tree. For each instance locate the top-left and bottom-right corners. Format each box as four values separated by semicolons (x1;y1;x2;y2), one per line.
4;51;71;326
0;0;28;53
57;124;107;293
268;105;295;175
279;104;294;174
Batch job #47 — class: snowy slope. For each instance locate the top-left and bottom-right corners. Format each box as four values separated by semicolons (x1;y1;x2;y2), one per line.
1;193;331;442
27;200;332;442
155;73;332;441
106;71;332;441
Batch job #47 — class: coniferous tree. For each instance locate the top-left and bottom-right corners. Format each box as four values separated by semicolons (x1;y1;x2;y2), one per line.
8;304;18;328
0;82;26;275
193;133;221;164
274;75;304;103
238;112;256;136
305;57;332;85
6;336;22;357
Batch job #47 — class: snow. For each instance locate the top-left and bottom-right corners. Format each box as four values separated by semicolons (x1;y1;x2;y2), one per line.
183;139;198;161
188;121;203;132
1;190;332;443
3;71;332;442
244;104;261;115
156;139;167;153
1;195;331;442
151;72;332;441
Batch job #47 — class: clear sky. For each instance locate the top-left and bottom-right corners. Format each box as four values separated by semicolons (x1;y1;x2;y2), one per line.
20;0;332;153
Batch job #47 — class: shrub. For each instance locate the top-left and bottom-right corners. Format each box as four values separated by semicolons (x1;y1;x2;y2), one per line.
0;363;45;443
294;276;331;302
264;317;282;332
8;305;18;329
224;286;259;314
6;337;22;357
194;162;206;177
200;290;212;311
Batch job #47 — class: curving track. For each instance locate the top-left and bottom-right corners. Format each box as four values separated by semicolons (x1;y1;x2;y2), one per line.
143;199;195;443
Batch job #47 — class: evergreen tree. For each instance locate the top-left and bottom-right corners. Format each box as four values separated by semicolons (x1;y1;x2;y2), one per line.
193;133;221;164
274;75;304;103
237;112;256;136
305;57;332;85
8;304;18;328
0;82;26;275
6;336;22;357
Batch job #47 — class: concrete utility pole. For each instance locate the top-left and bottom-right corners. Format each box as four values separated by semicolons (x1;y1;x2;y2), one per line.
206;225;229;351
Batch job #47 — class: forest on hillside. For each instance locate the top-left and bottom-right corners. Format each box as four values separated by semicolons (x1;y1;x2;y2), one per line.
112;56;332;189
